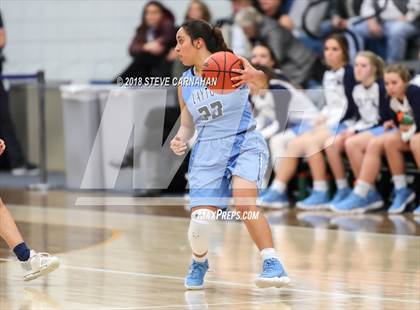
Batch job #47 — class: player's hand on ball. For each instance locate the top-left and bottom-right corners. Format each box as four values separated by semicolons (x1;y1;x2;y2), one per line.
231;56;260;88
0;139;5;156
170;136;187;155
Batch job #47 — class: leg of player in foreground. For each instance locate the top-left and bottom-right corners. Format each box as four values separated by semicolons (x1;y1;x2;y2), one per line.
183;177;290;290
0;139;59;281
232;176;290;288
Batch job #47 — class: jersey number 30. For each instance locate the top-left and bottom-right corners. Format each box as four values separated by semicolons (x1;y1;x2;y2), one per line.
198;101;224;121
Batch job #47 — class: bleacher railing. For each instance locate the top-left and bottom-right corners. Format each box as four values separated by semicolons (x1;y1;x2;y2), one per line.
1;71;49;191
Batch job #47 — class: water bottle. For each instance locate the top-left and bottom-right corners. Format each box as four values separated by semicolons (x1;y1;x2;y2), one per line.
397;111;414;125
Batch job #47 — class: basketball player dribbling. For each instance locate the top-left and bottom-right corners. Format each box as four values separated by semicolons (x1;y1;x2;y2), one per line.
0;138;60;281
170;20;290;289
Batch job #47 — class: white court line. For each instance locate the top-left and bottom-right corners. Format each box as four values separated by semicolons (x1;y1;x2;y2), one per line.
0;258;12;262
1;258;418;305
106;297;332;310
61;265;419;304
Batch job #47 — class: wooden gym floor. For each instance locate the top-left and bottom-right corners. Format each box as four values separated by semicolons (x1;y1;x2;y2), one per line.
0;189;419;309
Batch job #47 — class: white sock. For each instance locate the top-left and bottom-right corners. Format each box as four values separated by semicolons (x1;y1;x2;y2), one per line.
260;248;278;261
313;180;328;192
392;175;407;190
354;181;371;198
336;178;348;190
271;180;286;193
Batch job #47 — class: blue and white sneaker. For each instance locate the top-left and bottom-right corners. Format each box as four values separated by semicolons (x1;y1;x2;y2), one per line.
413;205;420;215
330;190;383;214
329;188;352;207
388;187;416;214
296;190;330;210
185;259;209;290
255;258;290;288
257;188;289;209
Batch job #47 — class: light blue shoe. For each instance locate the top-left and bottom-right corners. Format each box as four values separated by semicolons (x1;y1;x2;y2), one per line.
330;190;383;214
296;190;330;210
257;188;289;209
255;258;290;288
388;187;416;214
185;259;209;290
413;205;420;215
329;188;352;206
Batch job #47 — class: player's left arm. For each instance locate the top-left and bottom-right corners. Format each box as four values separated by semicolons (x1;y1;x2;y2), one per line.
230;56;266;90
170;86;196;156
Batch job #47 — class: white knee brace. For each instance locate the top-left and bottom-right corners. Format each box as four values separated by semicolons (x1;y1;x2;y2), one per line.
188;209;216;256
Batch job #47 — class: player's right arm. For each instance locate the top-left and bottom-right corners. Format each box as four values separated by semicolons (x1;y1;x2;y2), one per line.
170;85;196;156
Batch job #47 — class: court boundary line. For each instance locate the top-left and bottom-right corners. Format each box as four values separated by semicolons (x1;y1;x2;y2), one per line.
62;264;420;304
1;258;418;305
105;297;334;309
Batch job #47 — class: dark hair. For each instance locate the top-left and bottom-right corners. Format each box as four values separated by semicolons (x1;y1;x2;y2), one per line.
324;33;349;64
181;19;232;53
185;0;212;23
253;42;279;68
385;64;411;83
138;1;174;37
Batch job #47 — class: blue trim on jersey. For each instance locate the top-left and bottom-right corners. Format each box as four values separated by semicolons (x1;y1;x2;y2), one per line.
224;109;253;178
181;68;195;103
224;131;247;179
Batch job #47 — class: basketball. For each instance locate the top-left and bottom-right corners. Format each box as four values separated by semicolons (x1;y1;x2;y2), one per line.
201;51;243;94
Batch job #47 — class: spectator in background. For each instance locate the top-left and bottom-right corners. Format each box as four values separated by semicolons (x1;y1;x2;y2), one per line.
215;0;253;59
250;43;291;81
0;10;37;175
234;7;319;87
257;34;357;209
254;0;294;31
184;0;212;22
381;65;420;214
168;0;214;80
327;0;363;31
286;0;330;55
115;1;176;82
250;49;319;192
332;64;420;214
315;0;362;60
349;0;420;63
325;51;390;206
0;10;4;71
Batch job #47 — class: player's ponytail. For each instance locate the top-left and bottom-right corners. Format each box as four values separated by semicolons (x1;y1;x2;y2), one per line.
181;19;233;54
211;27;232;53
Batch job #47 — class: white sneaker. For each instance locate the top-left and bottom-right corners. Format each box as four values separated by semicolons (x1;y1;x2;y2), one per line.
21;250;60;281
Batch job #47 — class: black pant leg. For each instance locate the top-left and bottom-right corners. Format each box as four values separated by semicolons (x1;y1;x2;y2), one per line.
0;81;26;168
